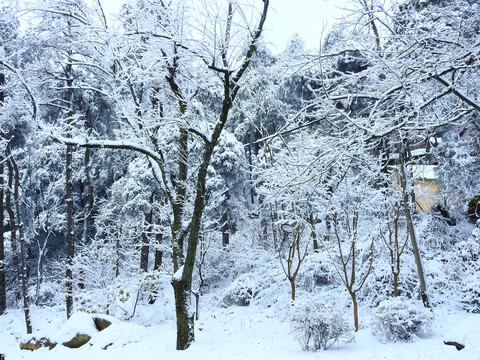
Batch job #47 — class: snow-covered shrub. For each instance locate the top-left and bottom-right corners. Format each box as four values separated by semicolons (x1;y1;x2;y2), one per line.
290;296;350;351
372;296;433;342
219;266;283;307
220;274;257;307
296;251;337;291
456;230;480;313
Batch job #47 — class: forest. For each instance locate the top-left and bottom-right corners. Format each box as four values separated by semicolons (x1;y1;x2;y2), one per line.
1;0;479;358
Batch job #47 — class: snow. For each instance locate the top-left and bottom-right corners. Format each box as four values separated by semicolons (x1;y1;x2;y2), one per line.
2;304;480;360
173;265;184;281
51;312;97;344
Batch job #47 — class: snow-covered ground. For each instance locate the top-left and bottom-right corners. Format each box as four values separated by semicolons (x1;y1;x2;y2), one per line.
1;301;479;360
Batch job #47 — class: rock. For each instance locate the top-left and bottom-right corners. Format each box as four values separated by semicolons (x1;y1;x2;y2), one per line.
20;313;116;351
20;337;57;351
444;340;465;351
62;333;92;348
93;317;112;331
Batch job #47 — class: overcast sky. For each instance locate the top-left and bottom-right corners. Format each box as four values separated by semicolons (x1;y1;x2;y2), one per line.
262;0;349;52
99;0;350;53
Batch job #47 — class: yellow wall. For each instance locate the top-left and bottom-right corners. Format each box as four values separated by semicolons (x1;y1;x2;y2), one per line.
414;179;439;212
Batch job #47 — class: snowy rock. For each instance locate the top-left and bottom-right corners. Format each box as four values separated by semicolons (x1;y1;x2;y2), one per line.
52;312;98;346
442;315;480;351
93;315;116;331
62;333;92;348
20;337;56;350
88;322;149;349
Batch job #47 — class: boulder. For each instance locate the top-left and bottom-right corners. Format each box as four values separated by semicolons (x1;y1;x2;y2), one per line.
20;313;117;351
93;317;113;331
62;333;92;348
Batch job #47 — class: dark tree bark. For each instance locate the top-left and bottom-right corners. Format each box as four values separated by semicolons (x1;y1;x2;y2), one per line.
0;71;5;314
140;192;154;272
9;151;32;333
82;114;95;246
6;145;20;303
148;232;164;305
154;249;163;270
0;151;5;315
221;210;229;247
65;59;75;319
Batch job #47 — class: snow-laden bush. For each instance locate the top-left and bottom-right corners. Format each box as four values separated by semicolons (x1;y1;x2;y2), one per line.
290;297;350;351
372;296;433;342
456;231;480;313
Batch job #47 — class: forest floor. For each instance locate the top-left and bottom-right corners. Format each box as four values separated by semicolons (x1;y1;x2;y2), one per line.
1;296;479;360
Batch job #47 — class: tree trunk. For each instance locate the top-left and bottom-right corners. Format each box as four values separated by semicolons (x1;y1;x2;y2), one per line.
393;272;399;297
222;210;229;247
6;145;20;303
398;141;429;307
247;144;255;205
309;211;319;251
148;237;164;305
65;60;75;319
154;249;163;270
11;153;32;334
172;277;194;350
290;277;296;302
0;74;5;314
140;192;154;272
0;152;5;315
82;115;95;246
352;292;359;332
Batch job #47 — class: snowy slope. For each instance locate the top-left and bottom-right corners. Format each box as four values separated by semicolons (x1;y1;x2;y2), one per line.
1;303;479;360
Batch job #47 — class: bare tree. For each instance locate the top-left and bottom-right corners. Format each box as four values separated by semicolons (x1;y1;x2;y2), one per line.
277;223;308;302
332;210;373;332
380;201;409;297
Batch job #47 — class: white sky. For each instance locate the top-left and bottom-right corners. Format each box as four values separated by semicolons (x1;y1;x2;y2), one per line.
99;0;350;53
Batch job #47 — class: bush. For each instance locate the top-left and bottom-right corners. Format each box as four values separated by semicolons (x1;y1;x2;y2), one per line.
290;297;350;351
372;296;433;342
220;273;258;306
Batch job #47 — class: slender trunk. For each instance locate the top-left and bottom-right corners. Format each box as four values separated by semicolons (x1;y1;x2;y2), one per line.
290;276;296;302
309;211;319;251
0;153;5;314
352;292;359;332
115;225;121;278
221;210;229;247
393;272;399;297
140;193;154;272
6;146;20;303
35;233;48;305
65;60;75;319
11;154;32;333
247;145;255;204
398;141;429;307
140;231;149;272
83;115;94;246
0;73;5;314
65;139;74;318
154;249;163;270
149;234;163;305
